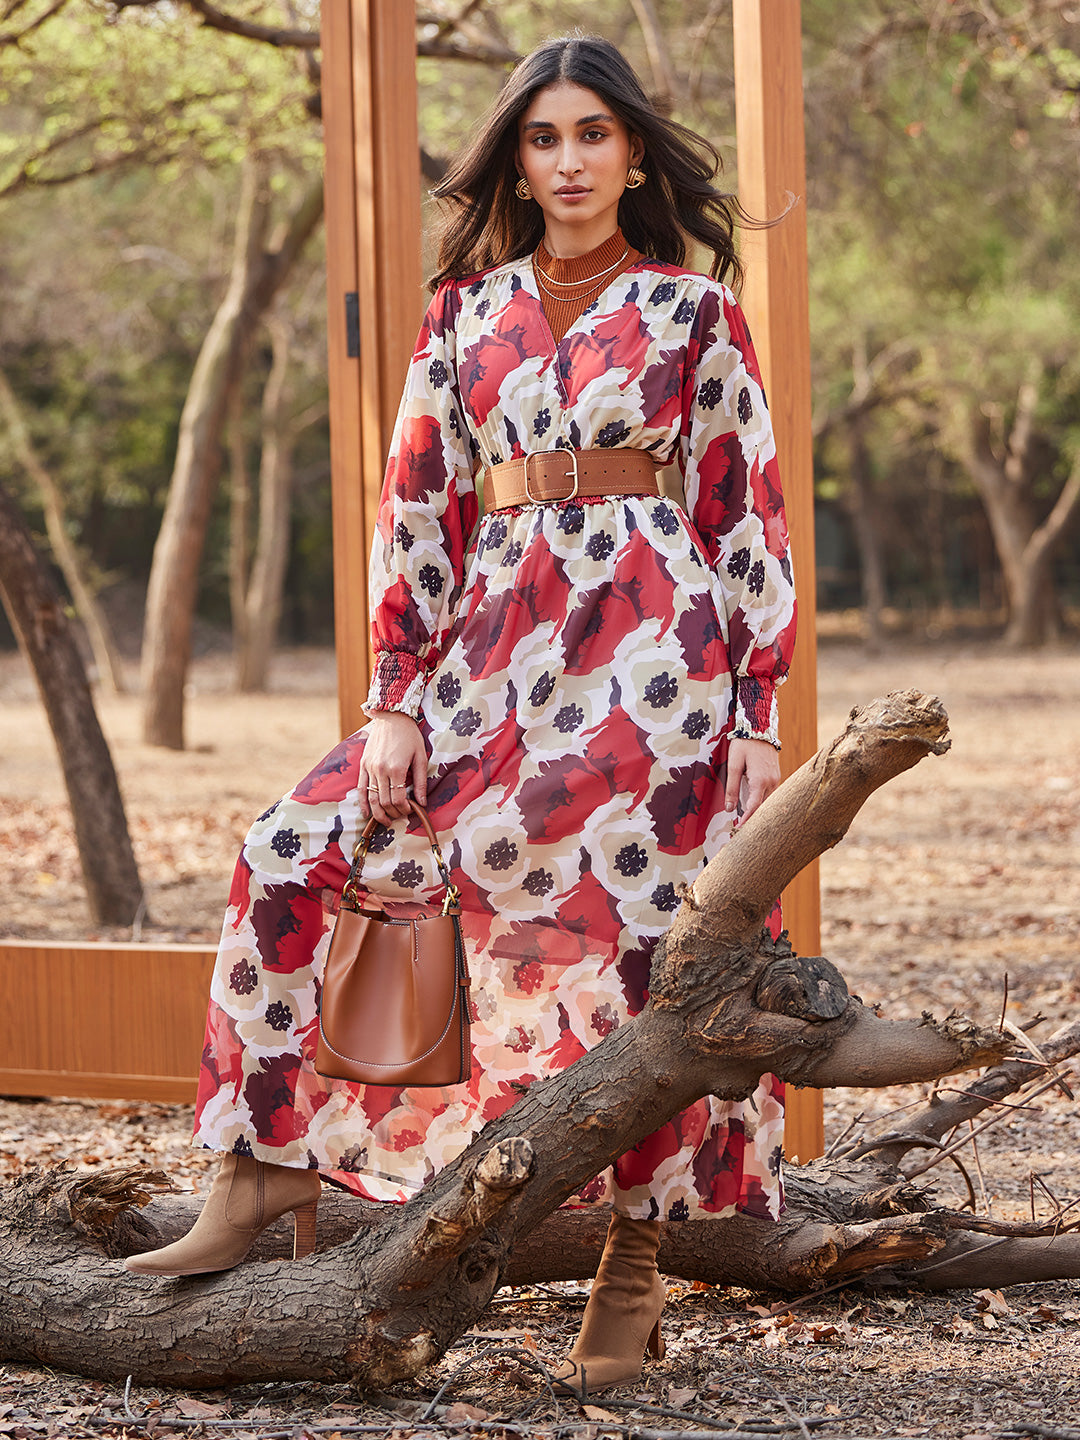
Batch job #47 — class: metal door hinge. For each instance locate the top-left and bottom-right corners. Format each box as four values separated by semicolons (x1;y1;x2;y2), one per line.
345;292;360;358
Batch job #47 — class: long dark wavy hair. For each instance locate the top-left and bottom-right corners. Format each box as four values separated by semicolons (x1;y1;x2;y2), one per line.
429;34;747;292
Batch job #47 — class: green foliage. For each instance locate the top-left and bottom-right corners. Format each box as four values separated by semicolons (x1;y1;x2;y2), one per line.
0;1;327;639
3;0;1078;641
803;0;1080;612
0;0;319;195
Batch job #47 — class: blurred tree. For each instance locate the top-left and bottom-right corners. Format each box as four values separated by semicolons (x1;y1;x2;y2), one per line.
140;155;323;747
230;301;327;693
804;0;1080;642
0;475;144;924
0;364;127;691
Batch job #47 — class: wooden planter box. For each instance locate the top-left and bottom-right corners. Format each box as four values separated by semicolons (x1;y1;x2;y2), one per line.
0;940;216;1103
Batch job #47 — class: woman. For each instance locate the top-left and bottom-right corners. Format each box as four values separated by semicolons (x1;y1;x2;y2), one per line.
126;33;796;1394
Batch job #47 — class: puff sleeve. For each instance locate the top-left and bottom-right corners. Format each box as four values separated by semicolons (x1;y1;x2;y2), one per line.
679;285;797;748
364;281;480;717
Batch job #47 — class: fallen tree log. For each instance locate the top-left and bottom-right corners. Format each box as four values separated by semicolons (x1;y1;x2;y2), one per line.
31;1012;1080;1295
3;690;1053;1389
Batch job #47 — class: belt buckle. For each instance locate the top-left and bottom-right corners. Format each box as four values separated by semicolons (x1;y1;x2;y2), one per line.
524;450;580;505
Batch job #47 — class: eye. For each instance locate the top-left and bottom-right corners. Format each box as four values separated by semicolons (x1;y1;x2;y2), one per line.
530;133;555;147
583;128;609;142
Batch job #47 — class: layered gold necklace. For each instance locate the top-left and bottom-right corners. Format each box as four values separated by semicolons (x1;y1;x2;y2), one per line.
533;243;630;304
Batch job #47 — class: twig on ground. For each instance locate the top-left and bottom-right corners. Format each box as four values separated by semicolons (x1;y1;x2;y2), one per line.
756;1376;813;1440
837;1131;944;1164
1001;1020;1074;1100
904;1072;1073;1179
967;1123;991;1216
418;1341;565;1422
823;1111;865;1159
999;972;1009;1034
941;1148;979;1213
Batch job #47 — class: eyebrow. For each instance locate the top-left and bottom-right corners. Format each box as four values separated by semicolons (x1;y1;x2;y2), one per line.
522;112;617;132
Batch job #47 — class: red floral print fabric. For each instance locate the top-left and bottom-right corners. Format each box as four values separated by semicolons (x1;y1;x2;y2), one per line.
193;257;796;1222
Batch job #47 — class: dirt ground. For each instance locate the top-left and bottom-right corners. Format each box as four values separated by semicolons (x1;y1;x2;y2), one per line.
2;638;1079;1439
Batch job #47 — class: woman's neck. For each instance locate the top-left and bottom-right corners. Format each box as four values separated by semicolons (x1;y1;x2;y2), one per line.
540;222;622;261
536;229;627;270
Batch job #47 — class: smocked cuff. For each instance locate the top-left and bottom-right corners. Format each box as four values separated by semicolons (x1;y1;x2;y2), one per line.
732;675;780;749
364;651;427;719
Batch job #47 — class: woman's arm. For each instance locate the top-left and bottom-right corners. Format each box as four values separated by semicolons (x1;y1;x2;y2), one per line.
724;736;781;828
680;284;797;823
359;712;428;824
360;281;480;822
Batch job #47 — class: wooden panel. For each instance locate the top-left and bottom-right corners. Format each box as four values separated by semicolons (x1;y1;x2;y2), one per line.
368;0;426;445
733;0;823;1161
323;0;371;737
328;0;425;739
0;941;216;1102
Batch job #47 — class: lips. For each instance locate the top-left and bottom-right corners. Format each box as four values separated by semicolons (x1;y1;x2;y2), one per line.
555;186;590;197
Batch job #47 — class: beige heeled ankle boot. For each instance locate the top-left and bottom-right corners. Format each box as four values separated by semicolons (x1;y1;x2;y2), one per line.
553;1213;666;1396
123;1154;321;1277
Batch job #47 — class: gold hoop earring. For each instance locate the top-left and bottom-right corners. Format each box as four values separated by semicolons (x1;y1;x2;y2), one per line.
625;166;647;190
515;177;533;200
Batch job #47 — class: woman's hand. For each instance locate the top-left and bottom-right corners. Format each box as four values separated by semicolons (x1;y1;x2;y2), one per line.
358;712;428;825
724;736;781;829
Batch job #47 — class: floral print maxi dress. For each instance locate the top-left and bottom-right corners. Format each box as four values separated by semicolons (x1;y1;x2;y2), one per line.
193;257;797;1222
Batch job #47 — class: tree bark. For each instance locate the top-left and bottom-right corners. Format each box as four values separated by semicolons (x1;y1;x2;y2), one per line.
962;378;1080;649
0;366;127;695
846;415;887;649
226;380;252;674
140;161;324;748
0;479;144;924
234;312;316;692
2;690;1040;1388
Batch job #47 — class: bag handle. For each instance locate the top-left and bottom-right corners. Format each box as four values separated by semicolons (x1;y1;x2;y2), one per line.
344;798;459;915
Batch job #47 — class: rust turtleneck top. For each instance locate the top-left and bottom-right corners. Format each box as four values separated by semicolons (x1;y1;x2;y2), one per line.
533;228;642;342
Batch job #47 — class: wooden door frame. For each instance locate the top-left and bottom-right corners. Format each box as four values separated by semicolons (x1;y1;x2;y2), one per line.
323;0;823;1158
0;2;823;1160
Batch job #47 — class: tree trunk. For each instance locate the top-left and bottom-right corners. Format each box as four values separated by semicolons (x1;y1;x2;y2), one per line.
0;479;144;925
3;690;1042;1389
962;382;1080;649
227;381;252;674
140;162;324;748
234;313;304;692
845;415;887;649
0;367;127;695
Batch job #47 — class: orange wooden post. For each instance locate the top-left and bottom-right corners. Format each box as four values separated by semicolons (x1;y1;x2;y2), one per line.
323;0;425;739
733;0;824;1161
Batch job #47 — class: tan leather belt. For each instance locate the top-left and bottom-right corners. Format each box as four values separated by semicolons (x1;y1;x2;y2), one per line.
483;448;660;511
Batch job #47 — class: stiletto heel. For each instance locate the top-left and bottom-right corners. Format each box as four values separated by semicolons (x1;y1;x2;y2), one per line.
647;1318;664;1360
292;1199;319;1260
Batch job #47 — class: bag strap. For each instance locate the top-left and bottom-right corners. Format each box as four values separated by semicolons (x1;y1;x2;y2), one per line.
343;798;460;914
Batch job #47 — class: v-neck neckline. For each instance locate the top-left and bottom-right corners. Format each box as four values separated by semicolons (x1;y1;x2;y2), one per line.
522;254;649;354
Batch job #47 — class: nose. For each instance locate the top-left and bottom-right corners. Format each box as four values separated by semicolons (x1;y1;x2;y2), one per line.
558;142;584;177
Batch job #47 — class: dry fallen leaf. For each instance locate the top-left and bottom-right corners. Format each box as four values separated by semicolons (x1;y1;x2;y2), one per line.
974;1288;1011;1317
443;1402;490;1423
174;1398;228;1418
582;1404;621;1422
468;1327;537;1350
667;1386;698;1407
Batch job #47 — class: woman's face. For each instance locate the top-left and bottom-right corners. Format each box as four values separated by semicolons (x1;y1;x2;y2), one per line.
516;81;643;254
